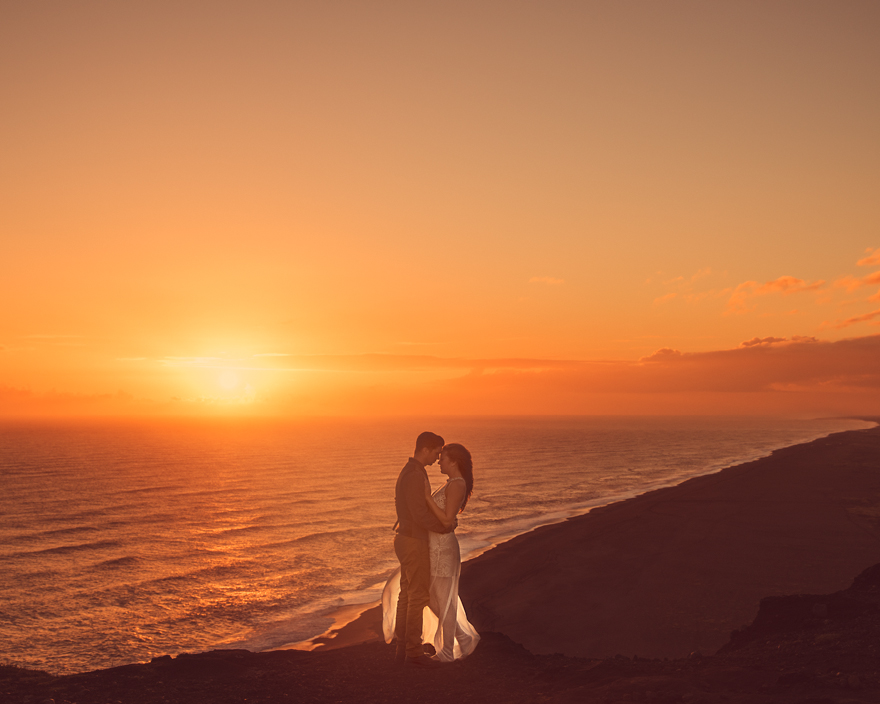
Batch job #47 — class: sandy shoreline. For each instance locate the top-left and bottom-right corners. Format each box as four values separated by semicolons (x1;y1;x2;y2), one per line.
293;418;880;655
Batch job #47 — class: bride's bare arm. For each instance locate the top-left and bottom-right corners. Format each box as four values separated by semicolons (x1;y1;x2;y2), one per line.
424;483;458;528
424;483;451;526
442;480;465;526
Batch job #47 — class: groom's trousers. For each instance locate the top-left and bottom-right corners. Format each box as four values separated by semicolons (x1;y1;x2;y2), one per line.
394;532;432;658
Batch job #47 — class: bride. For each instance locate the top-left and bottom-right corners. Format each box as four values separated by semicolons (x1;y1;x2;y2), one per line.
382;443;480;662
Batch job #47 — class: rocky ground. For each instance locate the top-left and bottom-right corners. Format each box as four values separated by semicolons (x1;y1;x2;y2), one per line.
4;562;880;704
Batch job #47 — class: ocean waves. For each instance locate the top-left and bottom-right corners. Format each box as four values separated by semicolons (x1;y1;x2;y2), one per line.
0;415;873;674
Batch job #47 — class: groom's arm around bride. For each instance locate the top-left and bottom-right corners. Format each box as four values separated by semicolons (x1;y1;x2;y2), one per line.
393;432;452;667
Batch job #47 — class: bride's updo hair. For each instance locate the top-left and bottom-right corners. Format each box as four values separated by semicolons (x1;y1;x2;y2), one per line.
442;443;473;511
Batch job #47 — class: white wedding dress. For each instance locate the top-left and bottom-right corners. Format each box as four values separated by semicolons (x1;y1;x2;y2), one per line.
382;477;480;661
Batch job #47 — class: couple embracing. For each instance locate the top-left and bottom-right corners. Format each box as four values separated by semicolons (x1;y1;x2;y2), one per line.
381;432;480;668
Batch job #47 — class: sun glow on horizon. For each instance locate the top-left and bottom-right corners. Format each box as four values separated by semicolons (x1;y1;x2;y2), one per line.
219;370;239;391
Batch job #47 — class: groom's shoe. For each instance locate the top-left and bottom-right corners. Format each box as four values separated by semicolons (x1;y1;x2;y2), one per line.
405;654;443;669
396;642;432;665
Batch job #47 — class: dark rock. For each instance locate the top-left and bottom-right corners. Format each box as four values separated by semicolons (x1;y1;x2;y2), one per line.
5;564;880;703
848;674;862;689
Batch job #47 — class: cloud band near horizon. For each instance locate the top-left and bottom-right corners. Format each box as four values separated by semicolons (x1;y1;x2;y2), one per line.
3;333;880;418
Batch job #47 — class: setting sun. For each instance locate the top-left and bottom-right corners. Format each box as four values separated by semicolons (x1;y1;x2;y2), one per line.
219;370;240;391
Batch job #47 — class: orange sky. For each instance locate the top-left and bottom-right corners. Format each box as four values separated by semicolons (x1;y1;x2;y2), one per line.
2;1;879;418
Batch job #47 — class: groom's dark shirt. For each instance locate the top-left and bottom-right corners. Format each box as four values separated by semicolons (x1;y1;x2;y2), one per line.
395;457;451;540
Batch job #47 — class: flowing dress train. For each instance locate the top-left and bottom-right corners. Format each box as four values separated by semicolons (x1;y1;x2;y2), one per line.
382;477;480;661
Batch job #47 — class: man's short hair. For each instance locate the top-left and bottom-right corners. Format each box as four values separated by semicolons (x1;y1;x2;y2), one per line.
415;431;445;452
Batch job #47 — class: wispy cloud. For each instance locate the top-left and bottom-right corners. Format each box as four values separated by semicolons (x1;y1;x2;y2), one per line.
160;356;224;367
833;270;880;292
661;268;713;288
652;292;677;306
826;308;880;330
267;354;582;373
149;353;583;375
834;275;864;292
755;276;825;295
857;248;880;267
253;353;291;357
739;336;787;347
640;348;683;362
834;247;880;302
725;276;825;314
651;267;727;306
687;268;712;284
827;251;880;308
529;276;564;285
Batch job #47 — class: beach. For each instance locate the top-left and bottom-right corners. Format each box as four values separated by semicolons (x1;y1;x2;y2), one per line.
459;419;880;659
4;421;880;702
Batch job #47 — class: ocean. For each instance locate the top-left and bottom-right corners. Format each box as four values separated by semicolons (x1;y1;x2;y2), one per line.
0;415;873;675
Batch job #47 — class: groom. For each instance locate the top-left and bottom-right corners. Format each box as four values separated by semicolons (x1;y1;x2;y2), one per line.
393;431;455;668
